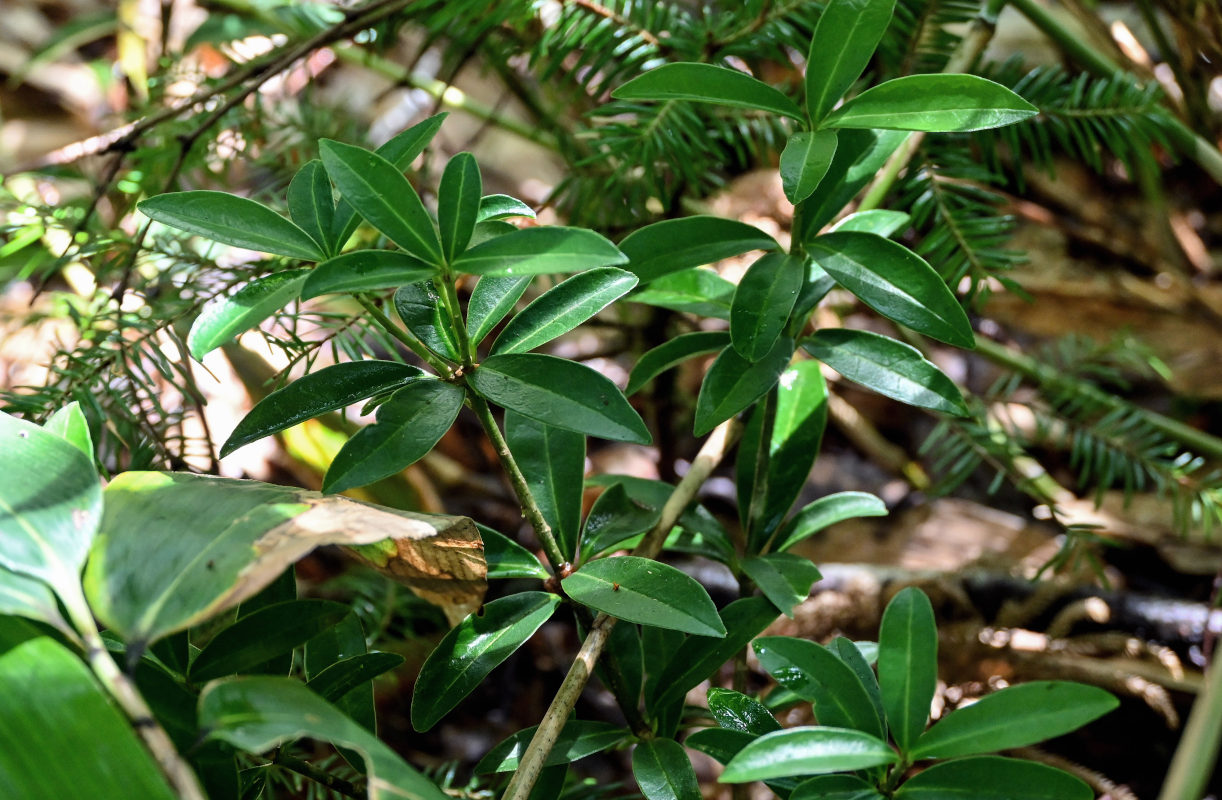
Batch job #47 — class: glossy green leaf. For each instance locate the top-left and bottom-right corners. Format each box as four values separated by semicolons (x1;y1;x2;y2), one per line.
798;129;909;240
829;636;886;734
392;283;460;360
629;268;735;319
505;412;585;561
0;638;177;800
475;720;625;773
810;232;974;348
780;130;838;204
287;159;336;254
823;74;1039;132
754;636;884;738
790;261;838;330
805;0;896;122
775;492;888;552
187;269;309;359
731;253;803;362
910;681;1118;759
139;191;325;260
301;250;436;299
0;567;69;633
323;379;465;493
804;328;969;415
412;591;560;731
613;62;803;119
492;267;638;354
633;739;701;800
685;728;756;765
304;611;375;736
471;353;651;444
708;688;782;734
581;482;663;558
563;556;725;637
222;360;424;457
201;676;448;800
478;194;536;222
467;275;533;343
792;774;886;800
453;226;626;276
829;209;910;237
320;139;442;264
189;599;345;682
627;331;730;395
619;217;778;284
893;756;1092;800
438;152;481;262
664;505;736;565
693;338;793;436
720;726;898;782
598;616;644;710
479;523;549;580
43;401;93;458
306;651;405;703
878;587;938;752
741;554;822;618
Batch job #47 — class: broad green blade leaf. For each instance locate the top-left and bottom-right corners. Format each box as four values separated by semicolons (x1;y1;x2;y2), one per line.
43;401;93;458
438;152;481;263
823;74;1039;132
829;209;910;237
791;261;838;327
563;556;725;637
598;615;644;710
301;250;436;299
612;62;804;120
306;652;406;704
731;253;803;362
798;129;909;240
619;217;779;284
453;227;627;276
138;191;325;260
0;567;71;635
708;687;782;734
188;599;349;681
878;586;937;752
805;0;897;123
287;159;336;254
754;636;884;738
475;720;626;773
411;591;561;731
685;728;756;765
810;232;974;348
633;739;701;800
201;676;449;800
775;491;888;552
581;478;670;557
720;727;897;782
693;339;793;436
627;331;730;395
792;774;886;800
222;360;424;457
829;637;886;735
505;412;585;561
304;611;375;736
471;354;651;444
629;268;736;319
893;756;1092;800
492;267;638;355
478;194;536;222
393;282;461;360
741;554;822;618
803;328;969;415
910;681;1118;759
467;275;533;343
780;130;838;204
187;269;310;360
0;638;177;800
320;139;442;264
478;523;549;580
323;379;465;494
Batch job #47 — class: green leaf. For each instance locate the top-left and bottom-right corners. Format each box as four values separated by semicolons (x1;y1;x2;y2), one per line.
792;774;886;800
287;159;336;254
201;676;449;800
798;130;909;240
805;0;897;123
478;524;549;580
563;556;725;637
741;554;822;618
829;209;910;237
187;269;309;359
475;720;625;773
685;728;757;765
910;681;1118;759
613;62;804;120
478;194;536;222
320;139;442;264
809;232;974;348
411;591;561;730
453;227;627;276
780;130;839;204
633;739;701;800
580;478;670;557
438;152;482;263
0;638;177;800
823;74;1039;132
189;599;349;681
492;267;638;354
720;727;897;782
468;275;533;343
708;688;782;734
471;354;651;444
731;253;803;362
754;636;884;738
694;338;793;436
627;331;730;395
306;652;406;704
323;379;465;494
629;268;736;318
774;492;888;552
304;612;375;735
222;360;424;457
829;637;886;736
878;587;938;752
893;756;1092;800
43;401;93;459
0;567;70;633
138;191;325;260
301;250;436;299
619;217;779;284
804;328;969;415
394;282;460;360
505;412;585;561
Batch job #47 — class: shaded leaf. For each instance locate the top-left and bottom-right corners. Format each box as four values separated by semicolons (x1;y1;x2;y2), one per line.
301;250;436;299
878;587;938;752
187;269;309;360
492;267;637;355
287;159;336;254
563;556;725;637
306;652;405;704
467;275;533;344
393;282;461;360
754;636;884;738
792;774;886;800
0;567;70;634
780;130;838;204
685;728;756;765
893;756;1092;800
189;599;349;681
741;554;822;618
774;492;888;552
479;524;549;580
633;739;701;800
476;720;625;773
628;331;730;395
612;62;804;120
619;217;778;284
139;191;324;260
505;412;585;561
438;152;481;263
720;727;897;782
694;339;793;436
629;268;735;318
731;253;803;362
453;227;626;276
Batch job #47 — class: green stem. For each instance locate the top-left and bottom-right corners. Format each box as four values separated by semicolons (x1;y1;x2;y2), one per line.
355;294;454;378
271;750;363;799
1157;635;1222;800
438;272;476;367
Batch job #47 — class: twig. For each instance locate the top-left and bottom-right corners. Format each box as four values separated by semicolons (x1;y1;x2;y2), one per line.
271;749;364;799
